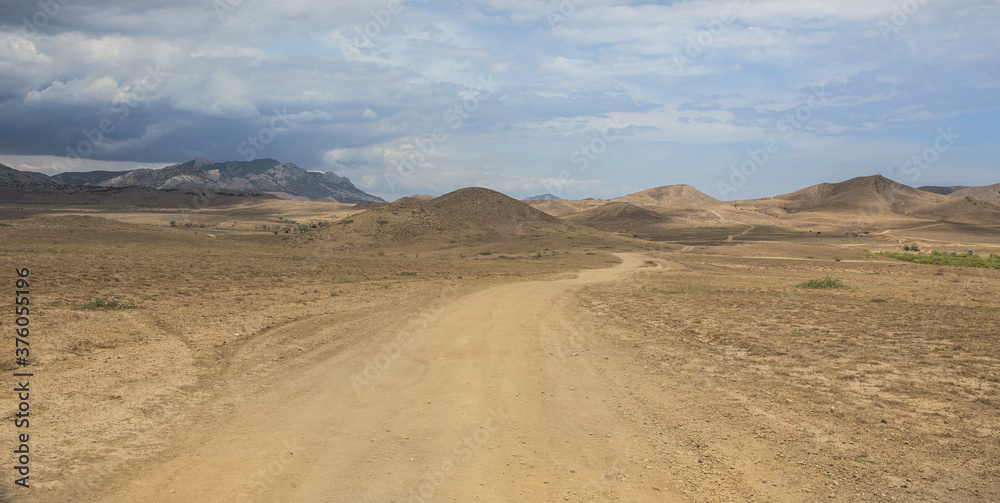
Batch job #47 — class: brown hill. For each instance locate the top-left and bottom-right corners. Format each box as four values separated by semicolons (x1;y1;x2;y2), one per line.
421;187;560;230
310;187;585;249
736;175;1000;226
759;175;940;215
568;202;664;224
950;183;1000;201
394;194;435;203
918;185;967;196
525;199;607;217
613;185;719;206
909;196;1000;225
565;202;667;234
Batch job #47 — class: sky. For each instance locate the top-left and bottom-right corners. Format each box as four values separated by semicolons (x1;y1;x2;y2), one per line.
0;0;998;201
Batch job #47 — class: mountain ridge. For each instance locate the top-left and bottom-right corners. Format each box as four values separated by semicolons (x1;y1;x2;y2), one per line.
50;158;385;203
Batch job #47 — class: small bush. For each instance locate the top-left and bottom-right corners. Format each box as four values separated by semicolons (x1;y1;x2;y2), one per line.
876;251;1000;269
79;296;143;310
169;220;177;227
796;276;850;289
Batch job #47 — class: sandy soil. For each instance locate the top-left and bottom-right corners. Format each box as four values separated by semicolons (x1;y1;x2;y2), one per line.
1;200;997;503
83;254;681;503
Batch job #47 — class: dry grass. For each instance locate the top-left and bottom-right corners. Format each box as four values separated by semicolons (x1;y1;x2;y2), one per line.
579;247;1000;501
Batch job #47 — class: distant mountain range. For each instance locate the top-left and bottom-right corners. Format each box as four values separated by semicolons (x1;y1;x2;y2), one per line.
0;162;270;207
47;158;384;204
523;193;561;201
394;194;436;203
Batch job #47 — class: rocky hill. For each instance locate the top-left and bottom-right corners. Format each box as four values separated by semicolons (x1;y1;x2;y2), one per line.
0;163;60;185
51;158;385;204
523;193;561;201
0;163;270;207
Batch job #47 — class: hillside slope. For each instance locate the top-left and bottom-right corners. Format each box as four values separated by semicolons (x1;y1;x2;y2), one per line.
613;184;719;206
0;163;274;207
306;187;615;250
735;175;1000;226
951;183;1000;201
53;158;385;203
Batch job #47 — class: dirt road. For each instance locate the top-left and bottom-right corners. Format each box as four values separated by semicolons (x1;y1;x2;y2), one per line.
91;254;678;502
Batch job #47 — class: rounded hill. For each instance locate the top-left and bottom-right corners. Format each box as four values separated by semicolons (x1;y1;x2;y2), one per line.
613;185;719;206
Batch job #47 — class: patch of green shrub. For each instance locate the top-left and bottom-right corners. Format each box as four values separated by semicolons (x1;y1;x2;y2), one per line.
876;251;1000;269
796;276;850;289
78;296;143;310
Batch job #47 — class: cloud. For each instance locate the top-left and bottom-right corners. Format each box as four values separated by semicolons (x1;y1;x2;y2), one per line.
0;0;996;199
24;76;130;108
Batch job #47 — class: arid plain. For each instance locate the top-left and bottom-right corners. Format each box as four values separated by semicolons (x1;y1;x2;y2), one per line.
1;176;999;503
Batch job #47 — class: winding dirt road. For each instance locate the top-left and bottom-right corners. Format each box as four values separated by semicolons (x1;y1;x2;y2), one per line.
91;254;679;502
